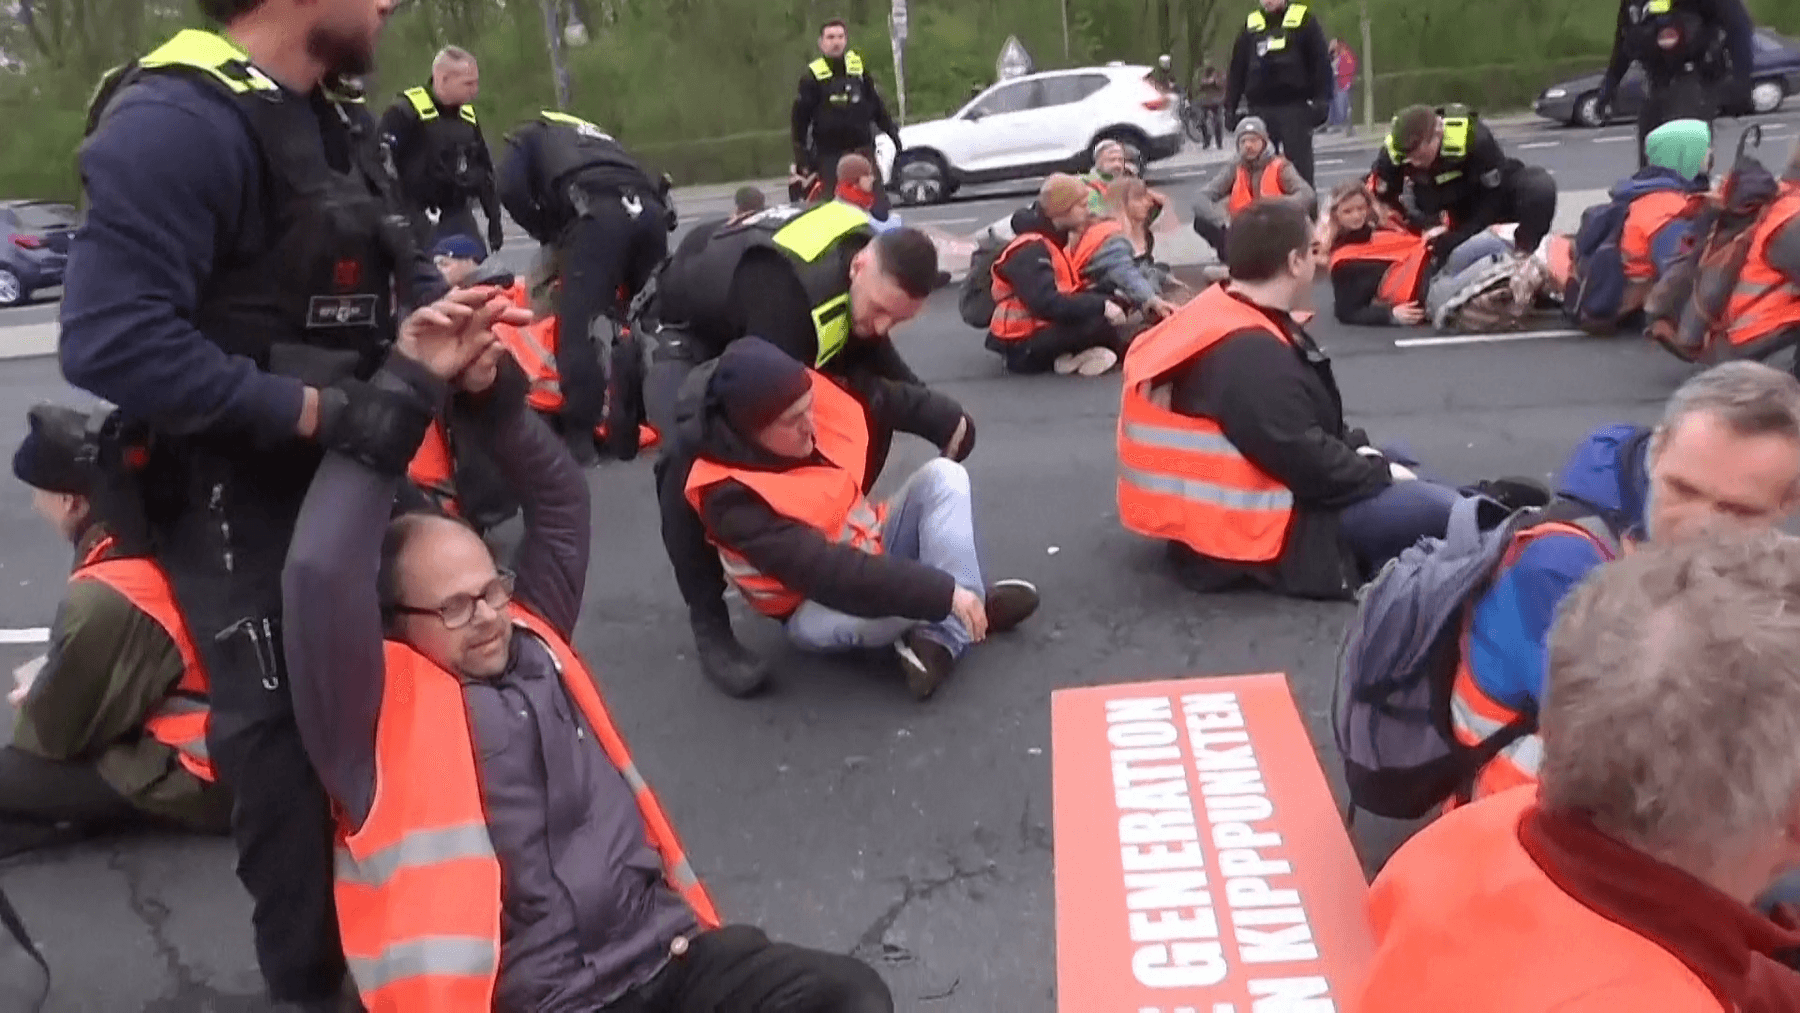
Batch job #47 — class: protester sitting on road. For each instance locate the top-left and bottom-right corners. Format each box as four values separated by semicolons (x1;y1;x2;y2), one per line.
826;153;900;232
1082;139;1166;221
430;233;488;288
1191;116;1315;263
683;338;1041;699
283;306;897;1013
731;185;767;223
1;405;229;860
1451;361;1800;803
1323;181;1429;326
988;174;1128;376
1360;530;1800;1012
1118;198;1465;600
1070;177;1180;323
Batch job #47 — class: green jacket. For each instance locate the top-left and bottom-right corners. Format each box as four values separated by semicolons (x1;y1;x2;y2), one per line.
10;528;230;832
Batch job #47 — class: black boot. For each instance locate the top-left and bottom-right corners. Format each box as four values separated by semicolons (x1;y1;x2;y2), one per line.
690;611;771;698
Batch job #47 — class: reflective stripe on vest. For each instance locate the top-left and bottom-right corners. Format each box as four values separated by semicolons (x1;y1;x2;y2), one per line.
138;29;279;96
402;86;437;122
770;201;871;367
1441;114;1470;159
1328;227;1431;306
1723;189;1800;352
1068;219;1124;276
338;604;721;1012
496;316;564;413
1116;284;1296;563
68;555;215;782
810;51;865;80
989;233;1080;342
1228;159;1290;218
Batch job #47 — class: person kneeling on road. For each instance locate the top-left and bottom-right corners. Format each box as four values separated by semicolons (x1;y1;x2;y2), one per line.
0;405;230;860
283;295;896;1013
1192;116;1315;263
683;339;1040;700
1118;198;1465;600
989;174;1129;376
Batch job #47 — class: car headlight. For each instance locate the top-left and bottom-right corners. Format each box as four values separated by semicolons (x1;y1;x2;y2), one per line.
1542;88;1567;99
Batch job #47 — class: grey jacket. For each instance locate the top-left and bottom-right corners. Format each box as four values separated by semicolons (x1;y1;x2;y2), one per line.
1194;153;1316;229
1080;232;1160;307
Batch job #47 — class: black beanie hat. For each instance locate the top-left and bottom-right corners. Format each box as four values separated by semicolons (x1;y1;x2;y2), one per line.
12;404;92;496
710;337;813;437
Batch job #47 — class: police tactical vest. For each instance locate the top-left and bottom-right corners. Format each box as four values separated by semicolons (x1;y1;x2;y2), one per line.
399;85;486;203
810;50;868;111
527;111;651;194
659;201;872;367
1245;4;1309;73
1625;0;1716;76
84;30;405;383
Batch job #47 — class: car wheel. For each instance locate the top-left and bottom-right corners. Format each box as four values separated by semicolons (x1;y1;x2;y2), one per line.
1752;79;1785;114
1574;93;1605;128
0;269;22;308
892;151;949;206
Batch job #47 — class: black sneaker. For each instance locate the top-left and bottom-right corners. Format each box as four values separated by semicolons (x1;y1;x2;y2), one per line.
690;612;771;698
896;631;955;700
986;579;1041;634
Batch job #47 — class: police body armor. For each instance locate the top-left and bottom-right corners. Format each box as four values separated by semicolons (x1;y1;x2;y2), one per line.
805;51;877;153
532;112;653;197
1243;3;1311;97
1625;0;1721;81
1386;104;1477;226
398;85;486;208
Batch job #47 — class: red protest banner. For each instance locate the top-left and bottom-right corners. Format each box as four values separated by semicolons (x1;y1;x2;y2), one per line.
1050;673;1372;1012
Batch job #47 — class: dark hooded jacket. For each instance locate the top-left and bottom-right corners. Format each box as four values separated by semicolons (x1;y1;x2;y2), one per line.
675;359;963;620
993;205;1111;327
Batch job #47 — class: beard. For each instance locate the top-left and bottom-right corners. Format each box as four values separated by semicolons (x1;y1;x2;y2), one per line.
307;21;377;79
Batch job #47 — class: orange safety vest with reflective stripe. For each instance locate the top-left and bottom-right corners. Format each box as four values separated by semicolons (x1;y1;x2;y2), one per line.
1723;187;1800;355
1067;219;1125;277
682;370;884;619
67;538;215;782
1448;517;1620;803
335;603;721;1013
407;422;459;517
1228;159;1290;217
1620;189;1692;281
989;233;1080;342
1116;284;1296;563
1328;227;1431;307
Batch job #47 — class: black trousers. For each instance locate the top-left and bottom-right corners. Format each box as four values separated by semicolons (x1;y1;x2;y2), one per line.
645;352;733;627
556;186;671;439
1497;164;1559;253
0;747;149;859
410;200;486;255
1250;102;1317;185
1200;103;1226;149
609;924;892;1013
1637;74;1718;169
812;147;891;218
991;317;1124;375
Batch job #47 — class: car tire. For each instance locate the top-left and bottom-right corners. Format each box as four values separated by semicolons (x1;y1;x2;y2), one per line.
1095;128;1150;176
1752;78;1785;115
1574;93;1606;129
892;151;950;206
0;269;23;308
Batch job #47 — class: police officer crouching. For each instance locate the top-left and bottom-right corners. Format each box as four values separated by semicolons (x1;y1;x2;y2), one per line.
1224;0;1333;185
1599;0;1756;169
498;110;674;466
378;45;504;254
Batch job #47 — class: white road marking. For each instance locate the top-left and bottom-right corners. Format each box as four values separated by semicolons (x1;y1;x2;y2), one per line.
0;323;56;361
919;216;982;227
1395;329;1585;348
1593;134;1635;143
1316;158;1345;166
0;628;50;645
1518;141;1560;150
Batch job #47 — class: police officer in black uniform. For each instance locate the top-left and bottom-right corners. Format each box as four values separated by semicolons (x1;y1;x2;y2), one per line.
791;18;904;219
379;45;504;254
58;1;519;1008
1598;0;1756;169
1224;0;1333;185
497;110;673;466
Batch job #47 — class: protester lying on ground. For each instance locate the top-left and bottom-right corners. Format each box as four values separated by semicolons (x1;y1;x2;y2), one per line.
1082;139;1166;223
1;405;230;860
1452;361;1800;803
1118;198;1466;601
1191;116;1315;263
987;174;1128;376
683;338;1040;699
825;152;901;232
283;299;898;1013
1360;530;1800;1012
1322;181;1429;326
1070;177;1180;322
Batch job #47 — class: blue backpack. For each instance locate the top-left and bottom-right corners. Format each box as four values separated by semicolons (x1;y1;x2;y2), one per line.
1562;177;1691;333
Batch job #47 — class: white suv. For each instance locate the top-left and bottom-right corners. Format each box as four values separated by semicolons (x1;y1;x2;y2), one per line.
873;64;1183;206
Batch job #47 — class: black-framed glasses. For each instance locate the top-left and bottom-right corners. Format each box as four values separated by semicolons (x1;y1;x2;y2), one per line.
394;570;516;629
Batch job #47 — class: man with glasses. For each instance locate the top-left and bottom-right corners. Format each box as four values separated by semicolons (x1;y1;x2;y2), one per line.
281;305;893;1011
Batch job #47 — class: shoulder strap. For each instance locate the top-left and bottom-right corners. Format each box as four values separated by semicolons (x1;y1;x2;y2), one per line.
809;57;832;80
459;103;477;125
403;85;438;121
1283;4;1308;27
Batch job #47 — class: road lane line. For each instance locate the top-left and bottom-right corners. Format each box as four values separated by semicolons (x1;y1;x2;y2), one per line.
1394;329;1585;348
0;323;57;361
1316;158;1345;165
0;629;50;644
1518;141;1560;149
1593;134;1635;143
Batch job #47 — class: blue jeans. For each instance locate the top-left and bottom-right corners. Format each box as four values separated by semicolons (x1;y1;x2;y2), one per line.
1329;87;1352;128
784;459;983;659
1338;455;1463;572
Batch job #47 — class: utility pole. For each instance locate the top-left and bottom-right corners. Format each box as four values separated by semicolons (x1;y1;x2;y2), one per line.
1359;0;1375;132
540;0;573;109
1060;0;1071;61
891;0;908;124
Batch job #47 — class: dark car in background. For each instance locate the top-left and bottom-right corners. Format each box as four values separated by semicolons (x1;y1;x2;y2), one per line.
1534;28;1799;128
0;200;77;307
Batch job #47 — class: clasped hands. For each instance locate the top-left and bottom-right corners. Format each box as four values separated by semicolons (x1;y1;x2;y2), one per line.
395;286;537;392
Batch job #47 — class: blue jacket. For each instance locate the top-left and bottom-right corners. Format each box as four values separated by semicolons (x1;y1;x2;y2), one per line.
1610;167;1699;279
1466;424;1650;712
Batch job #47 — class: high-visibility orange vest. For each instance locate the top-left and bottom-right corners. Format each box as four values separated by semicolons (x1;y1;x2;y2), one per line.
1067;219;1125;277
1329;227;1431;307
1359;786;1724;1011
682;370;884;619
989;233;1080;342
407;422;459;517
1116;284;1296;563
1723;187;1800;355
335;604;722;1013
67;537;215;783
1228;158;1290;217
1620;189;1692;281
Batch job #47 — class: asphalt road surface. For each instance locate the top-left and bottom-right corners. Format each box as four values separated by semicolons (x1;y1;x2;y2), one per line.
0;113;1789;1012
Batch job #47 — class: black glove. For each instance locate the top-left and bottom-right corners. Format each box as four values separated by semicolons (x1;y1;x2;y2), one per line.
1720;78;1755;117
487;221;505;253
1427;229;1460;265
942;413;977;463
1308;100;1330;128
316;378;438;477
1593;86;1615;124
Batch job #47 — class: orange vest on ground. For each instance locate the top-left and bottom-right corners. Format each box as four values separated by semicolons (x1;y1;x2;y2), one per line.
989;233;1080;342
1228;158;1290;217
1116;284;1296;563
1620;189;1693;281
1359;786;1723;1012
1449;518;1619;803
335;604;722;1013
1329;228;1430;307
1725;187;1800;354
682;370;884;620
1067;219;1125;278
67;538;215;782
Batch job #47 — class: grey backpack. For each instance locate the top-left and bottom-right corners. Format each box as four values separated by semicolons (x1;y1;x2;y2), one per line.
1332;495;1619;821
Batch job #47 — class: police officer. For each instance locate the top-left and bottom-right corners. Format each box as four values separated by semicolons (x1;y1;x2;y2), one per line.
640;203;970;697
379;45;503;254
791;18;903;219
1598;0;1756;168
1370;104;1560;267
58;0;525;1008
497;109;672;466
1224;0;1333;185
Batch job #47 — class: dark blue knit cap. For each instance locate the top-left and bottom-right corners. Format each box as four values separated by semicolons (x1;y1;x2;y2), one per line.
710;337;813;436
